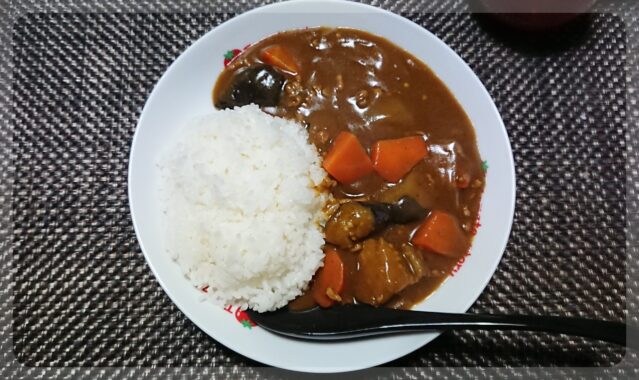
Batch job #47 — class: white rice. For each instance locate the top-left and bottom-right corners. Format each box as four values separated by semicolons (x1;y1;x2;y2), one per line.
157;105;328;312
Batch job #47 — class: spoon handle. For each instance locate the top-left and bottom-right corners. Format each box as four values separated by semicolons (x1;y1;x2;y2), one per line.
395;310;630;347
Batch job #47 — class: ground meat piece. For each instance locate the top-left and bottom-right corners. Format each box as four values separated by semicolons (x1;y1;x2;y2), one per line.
284;80;303;97
336;74;344;90
471;179;483;188
282;80;306;107
308;124;331;148
355;89;369;108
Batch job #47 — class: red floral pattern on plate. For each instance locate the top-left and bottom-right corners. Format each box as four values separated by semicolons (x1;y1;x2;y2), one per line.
198;286;257;329
222;44;252;67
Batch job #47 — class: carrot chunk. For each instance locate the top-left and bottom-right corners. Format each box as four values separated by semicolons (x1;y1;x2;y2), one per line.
371;136;428;182
311;248;345;308
411;211;469;257
322;131;374;184
259;45;300;75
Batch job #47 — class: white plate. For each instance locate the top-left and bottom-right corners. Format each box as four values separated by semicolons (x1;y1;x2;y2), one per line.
128;0;516;373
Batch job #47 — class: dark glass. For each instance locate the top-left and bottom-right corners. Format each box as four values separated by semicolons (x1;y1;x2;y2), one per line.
474;0;596;30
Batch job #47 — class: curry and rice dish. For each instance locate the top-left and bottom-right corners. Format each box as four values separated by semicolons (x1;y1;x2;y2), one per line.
211;27;485;311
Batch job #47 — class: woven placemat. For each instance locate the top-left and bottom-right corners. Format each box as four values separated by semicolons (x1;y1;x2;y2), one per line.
3;0;638;375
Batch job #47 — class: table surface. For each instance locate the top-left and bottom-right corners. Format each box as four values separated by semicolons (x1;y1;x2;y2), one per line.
1;0;639;378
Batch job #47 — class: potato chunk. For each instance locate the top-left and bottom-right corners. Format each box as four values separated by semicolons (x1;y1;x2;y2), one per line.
354;238;426;306
324;202;375;248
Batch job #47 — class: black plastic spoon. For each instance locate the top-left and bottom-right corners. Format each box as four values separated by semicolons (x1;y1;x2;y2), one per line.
247;304;636;348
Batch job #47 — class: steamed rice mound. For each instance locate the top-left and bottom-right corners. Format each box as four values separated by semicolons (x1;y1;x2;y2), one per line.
158;105;328;312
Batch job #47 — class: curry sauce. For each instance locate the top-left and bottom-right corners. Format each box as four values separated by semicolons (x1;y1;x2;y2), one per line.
213;27;485;310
